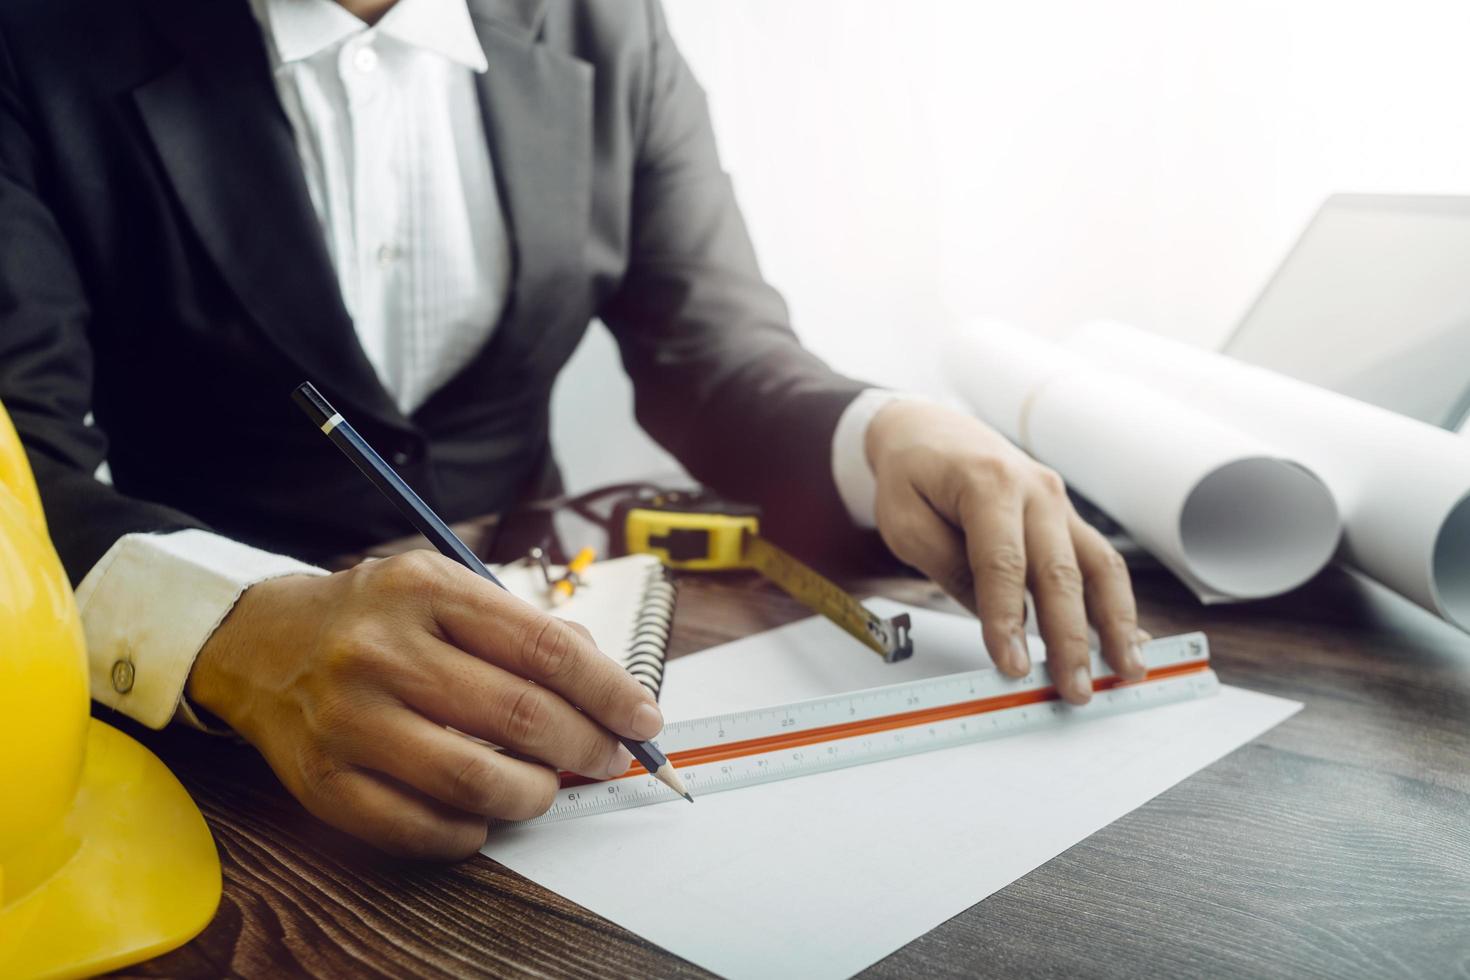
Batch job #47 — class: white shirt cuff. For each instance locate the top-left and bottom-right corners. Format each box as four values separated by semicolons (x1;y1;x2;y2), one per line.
73;529;328;730
830;389;927;529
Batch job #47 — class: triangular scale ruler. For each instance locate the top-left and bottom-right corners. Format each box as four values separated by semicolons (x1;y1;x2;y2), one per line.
517;632;1215;827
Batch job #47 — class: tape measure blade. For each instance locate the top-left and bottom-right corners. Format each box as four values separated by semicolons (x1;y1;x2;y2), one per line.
743;535;912;661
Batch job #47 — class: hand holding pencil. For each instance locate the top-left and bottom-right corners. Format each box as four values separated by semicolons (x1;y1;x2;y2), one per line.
181;386;687;861
289;383;691;801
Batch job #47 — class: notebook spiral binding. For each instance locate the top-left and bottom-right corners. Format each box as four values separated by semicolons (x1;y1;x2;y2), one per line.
623;562;676;700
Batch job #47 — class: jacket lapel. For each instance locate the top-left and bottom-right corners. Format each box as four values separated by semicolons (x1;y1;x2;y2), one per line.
463;0;592;372
133;0;404;429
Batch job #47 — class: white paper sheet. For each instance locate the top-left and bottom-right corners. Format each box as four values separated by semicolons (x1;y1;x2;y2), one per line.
1070;321;1470;630
944;320;1341;602
482;602;1301;979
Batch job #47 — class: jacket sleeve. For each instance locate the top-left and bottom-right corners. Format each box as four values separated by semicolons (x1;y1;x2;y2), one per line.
598;0;873;555
0;25;205;585
0;30;335;730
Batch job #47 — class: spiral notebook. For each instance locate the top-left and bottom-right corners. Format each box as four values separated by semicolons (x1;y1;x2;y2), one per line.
492;553;677;699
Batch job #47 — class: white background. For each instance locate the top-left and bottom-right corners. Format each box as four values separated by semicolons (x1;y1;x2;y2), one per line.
551;0;1470;490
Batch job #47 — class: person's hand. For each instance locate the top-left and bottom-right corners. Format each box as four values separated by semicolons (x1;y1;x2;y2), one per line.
187;551;663;860
865;400;1147;702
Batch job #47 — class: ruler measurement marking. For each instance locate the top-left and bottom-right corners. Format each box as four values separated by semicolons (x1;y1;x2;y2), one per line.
532;677;1200;824
518;633;1214;826
564;651;1209;787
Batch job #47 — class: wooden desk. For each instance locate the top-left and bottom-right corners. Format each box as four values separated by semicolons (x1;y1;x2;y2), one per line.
117;531;1470;978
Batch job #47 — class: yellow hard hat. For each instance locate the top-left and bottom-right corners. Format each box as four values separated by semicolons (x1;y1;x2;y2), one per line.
0;402;220;978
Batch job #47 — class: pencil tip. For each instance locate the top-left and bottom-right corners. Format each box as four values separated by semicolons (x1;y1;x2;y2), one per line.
683;792;694;803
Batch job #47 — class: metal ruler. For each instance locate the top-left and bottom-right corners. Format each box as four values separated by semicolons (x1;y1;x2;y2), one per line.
517;632;1215;827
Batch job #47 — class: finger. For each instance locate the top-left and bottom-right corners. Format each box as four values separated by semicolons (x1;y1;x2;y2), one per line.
388;632;633;779
949;478;1032;677
1070;516;1146;681
878;484;1029;677
429;565;664;741
349;707;562;820
307;765;489;861
1024;495;1093;704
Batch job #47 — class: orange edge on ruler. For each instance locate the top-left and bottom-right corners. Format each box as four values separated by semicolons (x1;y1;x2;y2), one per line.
562;659;1211;789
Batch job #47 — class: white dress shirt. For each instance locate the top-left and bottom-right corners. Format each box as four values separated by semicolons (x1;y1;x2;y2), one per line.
78;0;895;730
261;0;511;414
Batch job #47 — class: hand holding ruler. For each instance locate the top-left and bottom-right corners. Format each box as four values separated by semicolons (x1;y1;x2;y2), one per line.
516;631;1215;827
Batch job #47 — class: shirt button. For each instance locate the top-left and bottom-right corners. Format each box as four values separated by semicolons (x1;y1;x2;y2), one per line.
353;46;379;73
111;659;135;693
376;243;399;268
391;450;412;466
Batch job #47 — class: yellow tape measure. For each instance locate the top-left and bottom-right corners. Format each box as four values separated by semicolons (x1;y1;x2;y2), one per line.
742;534;912;662
618;490;913;662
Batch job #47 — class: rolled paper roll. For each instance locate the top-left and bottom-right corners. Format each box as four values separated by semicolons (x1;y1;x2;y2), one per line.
1069;320;1470;631
946;320;1342;603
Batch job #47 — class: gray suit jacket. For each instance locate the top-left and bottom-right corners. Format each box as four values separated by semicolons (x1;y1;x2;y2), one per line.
0;0;870;578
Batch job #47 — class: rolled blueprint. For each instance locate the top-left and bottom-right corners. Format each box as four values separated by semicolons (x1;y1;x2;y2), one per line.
946;321;1341;602
1070;320;1470;631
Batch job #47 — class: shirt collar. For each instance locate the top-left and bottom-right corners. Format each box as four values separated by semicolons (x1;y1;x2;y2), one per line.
252;0;489;73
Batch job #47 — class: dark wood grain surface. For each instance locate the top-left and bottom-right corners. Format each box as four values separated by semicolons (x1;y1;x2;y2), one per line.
111;525;1470;979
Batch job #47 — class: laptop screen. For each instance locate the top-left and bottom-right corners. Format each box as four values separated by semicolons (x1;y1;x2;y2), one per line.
1225;194;1470;432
